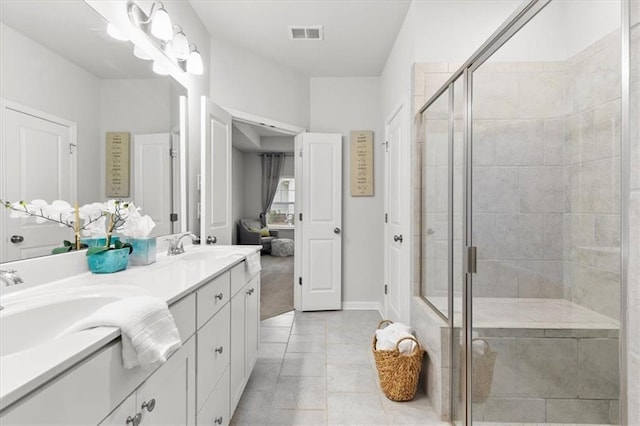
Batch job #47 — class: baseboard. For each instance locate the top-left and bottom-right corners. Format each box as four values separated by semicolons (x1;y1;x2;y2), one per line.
341;301;384;317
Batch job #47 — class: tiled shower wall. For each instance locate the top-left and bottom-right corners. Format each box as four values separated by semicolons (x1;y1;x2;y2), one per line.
415;30;622;321
563;31;621;319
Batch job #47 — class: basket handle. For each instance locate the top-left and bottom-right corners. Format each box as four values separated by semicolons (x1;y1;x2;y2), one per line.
395;336;420;354
377;320;394;329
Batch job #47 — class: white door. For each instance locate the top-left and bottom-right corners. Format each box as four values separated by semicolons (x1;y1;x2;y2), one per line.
1;101;76;262
200;97;232;244
384;104;407;322
296;132;342;311
133;133;172;236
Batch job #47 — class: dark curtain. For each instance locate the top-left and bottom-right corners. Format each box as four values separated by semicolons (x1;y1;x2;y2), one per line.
260;153;285;227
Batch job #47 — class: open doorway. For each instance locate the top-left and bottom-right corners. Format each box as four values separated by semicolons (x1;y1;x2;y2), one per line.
228;111;304;320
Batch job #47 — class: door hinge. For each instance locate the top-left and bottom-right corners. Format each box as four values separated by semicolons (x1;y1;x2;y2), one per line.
383;141;389;152
170;213;178;222
298;277;302;286
197;202;201;220
299;213;302;221
384;284;388;295
299;148;303;157
69;143;77;154
465;246;477;274
169;148;178;158
384;213;388;223
197;173;202;191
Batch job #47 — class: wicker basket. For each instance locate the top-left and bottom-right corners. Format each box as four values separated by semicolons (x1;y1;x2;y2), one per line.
372;320;424;401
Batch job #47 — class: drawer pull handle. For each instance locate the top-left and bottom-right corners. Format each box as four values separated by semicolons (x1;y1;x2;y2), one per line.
214;416;223;425
246;288;254;295
215;346;224;354
215;293;224;300
126;413;142;426
142;398;156;412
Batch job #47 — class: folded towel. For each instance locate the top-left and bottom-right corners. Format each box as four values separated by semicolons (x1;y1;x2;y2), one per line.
375;322;417;354
245;251;261;276
63;296;182;370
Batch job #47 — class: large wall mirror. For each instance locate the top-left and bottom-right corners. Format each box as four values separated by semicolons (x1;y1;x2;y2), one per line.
0;1;188;262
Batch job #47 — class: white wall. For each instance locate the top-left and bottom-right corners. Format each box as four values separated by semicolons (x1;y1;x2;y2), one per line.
0;23;101;205
210;38;310;129
310;77;384;306
413;1;524;64
99;79;172;201
231;148;245;244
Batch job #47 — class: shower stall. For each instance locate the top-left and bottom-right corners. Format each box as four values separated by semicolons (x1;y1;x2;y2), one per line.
416;0;635;424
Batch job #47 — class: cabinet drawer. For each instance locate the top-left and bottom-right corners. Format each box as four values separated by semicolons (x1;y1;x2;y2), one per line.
196;368;229;426
197;303;230;411
230;261;246;297
170;293;196;342
197;272;230;329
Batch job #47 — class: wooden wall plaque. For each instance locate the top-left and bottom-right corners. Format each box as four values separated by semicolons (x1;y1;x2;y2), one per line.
105;132;130;197
350;130;374;196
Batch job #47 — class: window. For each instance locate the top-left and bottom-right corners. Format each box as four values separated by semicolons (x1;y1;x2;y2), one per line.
268;177;295;226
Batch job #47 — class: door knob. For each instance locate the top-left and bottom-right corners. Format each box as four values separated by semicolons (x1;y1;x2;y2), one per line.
126;413;142;426
393;234;403;243
141;398;156;412
206;235;217;244
334;227;341;234
10;235;24;243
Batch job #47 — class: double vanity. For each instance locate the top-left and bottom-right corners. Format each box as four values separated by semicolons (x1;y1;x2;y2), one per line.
0;244;261;426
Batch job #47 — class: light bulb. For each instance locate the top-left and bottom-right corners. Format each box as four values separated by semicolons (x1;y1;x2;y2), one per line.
133;45;153;61
107;23;129;41
172;31;190;60
150;4;173;41
152;61;170;76
186;48;203;75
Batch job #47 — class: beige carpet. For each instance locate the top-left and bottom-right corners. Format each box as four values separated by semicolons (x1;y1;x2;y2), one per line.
260;254;294;320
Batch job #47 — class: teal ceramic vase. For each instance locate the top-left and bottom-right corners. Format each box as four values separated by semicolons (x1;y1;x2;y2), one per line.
82;236;120;247
87;247;130;273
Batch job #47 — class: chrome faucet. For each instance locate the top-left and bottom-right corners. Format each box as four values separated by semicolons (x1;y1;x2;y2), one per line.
166;232;196;256
1;269;23;287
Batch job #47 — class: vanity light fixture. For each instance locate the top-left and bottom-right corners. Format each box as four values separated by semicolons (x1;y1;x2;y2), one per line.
186;44;204;75
171;26;190;61
152;61;171;76
128;2;172;41
126;1;203;76
149;3;172;41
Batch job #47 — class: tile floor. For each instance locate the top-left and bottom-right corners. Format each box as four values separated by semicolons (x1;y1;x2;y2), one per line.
230;310;449;426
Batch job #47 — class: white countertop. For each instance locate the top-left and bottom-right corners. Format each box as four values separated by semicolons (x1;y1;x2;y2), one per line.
0;245;260;411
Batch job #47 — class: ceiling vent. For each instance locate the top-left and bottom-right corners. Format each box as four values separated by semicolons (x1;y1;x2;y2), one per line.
288;26;323;40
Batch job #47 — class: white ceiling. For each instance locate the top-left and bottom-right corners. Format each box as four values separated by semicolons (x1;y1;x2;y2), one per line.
188;0;412;77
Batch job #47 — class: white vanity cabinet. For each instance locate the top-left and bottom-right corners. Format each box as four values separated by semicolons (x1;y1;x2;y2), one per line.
0;253;260;426
99;336;196;426
230;268;260;413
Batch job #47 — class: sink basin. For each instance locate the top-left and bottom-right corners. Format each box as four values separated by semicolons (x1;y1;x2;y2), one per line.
0;285;148;357
179;249;245;262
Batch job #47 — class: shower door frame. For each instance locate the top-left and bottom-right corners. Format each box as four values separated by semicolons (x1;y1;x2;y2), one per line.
417;0;631;423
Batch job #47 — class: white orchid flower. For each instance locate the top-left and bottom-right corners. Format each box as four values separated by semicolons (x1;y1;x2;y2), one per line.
82;215;107;237
8;201;31;218
79;202;104;221
46;200;75;226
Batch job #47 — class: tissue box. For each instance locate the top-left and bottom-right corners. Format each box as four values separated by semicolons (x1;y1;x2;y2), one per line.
126;237;157;266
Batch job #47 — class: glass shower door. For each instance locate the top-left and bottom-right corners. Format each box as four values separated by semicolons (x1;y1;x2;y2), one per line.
469;0;622;423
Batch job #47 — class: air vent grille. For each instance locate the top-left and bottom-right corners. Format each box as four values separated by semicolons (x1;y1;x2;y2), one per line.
289;26;324;40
